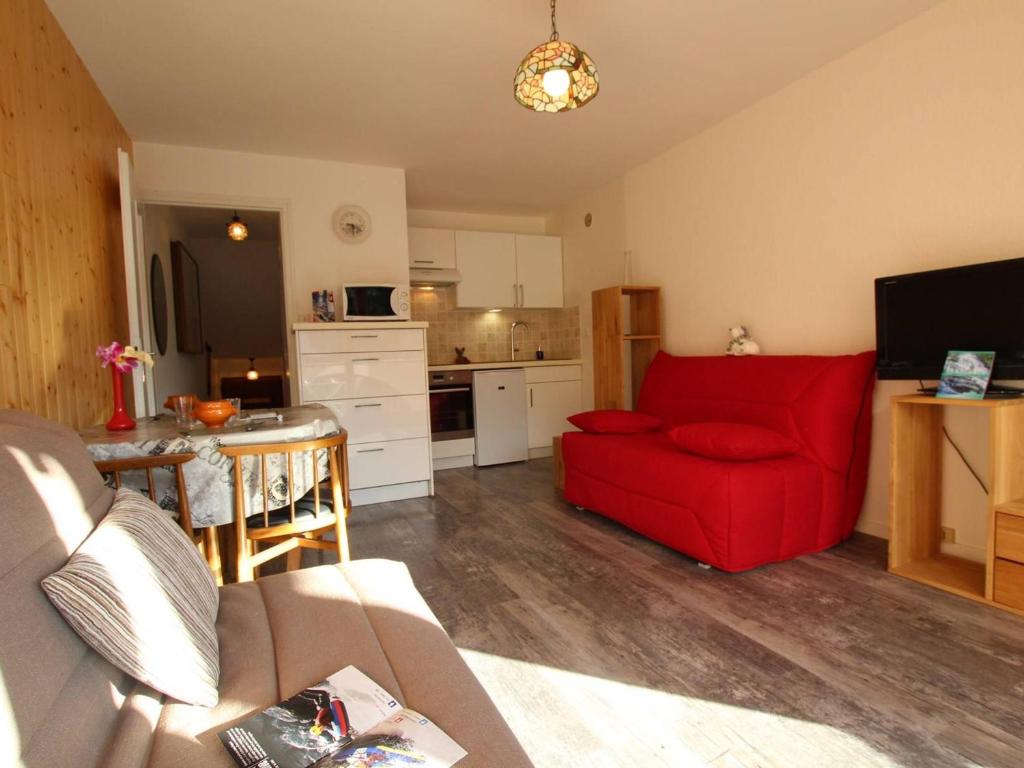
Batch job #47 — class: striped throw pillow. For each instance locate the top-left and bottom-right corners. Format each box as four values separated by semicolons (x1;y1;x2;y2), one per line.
42;488;220;707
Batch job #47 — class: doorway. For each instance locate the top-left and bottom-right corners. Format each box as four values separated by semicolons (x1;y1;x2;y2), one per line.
141;204;290;410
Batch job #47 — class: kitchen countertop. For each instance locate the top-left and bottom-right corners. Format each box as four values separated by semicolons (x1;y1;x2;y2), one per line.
428;358;582;372
293;321;429;330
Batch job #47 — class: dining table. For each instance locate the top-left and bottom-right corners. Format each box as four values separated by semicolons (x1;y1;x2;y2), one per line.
79;403;342;529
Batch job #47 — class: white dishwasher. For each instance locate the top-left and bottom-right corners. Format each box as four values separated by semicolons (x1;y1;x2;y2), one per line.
473;369;528;466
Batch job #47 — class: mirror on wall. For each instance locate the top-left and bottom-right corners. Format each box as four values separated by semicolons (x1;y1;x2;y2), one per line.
150;252;169;355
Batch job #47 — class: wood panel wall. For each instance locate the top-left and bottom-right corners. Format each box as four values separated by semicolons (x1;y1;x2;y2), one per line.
0;0;132;429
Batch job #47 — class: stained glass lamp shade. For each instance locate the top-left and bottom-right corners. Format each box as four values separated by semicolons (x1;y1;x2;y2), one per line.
513;1;598;113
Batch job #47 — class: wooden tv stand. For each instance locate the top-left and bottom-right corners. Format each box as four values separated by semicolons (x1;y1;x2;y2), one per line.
889;395;1024;615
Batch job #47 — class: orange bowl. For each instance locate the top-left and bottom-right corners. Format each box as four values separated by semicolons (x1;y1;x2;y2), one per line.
164;393;198;412
194;399;237;428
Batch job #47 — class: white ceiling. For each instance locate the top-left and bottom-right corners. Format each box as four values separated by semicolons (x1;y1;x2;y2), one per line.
48;0;940;214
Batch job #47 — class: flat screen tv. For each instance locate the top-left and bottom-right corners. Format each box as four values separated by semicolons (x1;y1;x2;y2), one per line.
875;257;1024;380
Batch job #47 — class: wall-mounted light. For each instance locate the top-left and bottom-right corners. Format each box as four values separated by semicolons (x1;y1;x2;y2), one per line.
416;285;436;292
487;308;503;313
227;211;249;241
246;357;259;381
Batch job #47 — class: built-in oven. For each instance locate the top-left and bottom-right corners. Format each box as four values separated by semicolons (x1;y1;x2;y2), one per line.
429;370;474;441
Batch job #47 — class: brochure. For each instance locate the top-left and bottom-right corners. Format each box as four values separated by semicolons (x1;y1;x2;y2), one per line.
218;666;466;768
312;290;336;322
936;350;996;400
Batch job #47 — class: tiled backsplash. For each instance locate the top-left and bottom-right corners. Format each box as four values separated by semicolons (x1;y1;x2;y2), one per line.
412;286;580;366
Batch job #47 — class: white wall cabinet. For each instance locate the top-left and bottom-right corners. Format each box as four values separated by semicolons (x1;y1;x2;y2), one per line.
454;230;518;308
514;234;564;308
408;227;456;270
525;365;582;454
296;323;432;505
454;230;563;309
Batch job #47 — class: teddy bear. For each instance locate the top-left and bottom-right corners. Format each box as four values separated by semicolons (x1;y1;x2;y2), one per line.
726;326;761;356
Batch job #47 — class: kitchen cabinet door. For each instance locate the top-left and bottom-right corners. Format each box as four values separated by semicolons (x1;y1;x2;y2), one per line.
527;379;582;449
515;234;563;308
455;230;517;308
408;227;456;269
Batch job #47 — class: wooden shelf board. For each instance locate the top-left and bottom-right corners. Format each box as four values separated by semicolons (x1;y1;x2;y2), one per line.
623;334;661;341
892;394;1024;409
995;499;1024;519
891;554;986;600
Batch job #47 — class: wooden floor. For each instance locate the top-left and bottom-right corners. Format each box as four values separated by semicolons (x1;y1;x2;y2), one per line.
340;459;1024;768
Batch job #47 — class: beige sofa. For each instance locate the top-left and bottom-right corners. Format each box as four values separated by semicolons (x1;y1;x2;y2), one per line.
0;410;532;768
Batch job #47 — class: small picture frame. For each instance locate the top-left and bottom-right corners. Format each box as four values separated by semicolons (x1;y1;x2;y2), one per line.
312;290;336;323
936;350;995;400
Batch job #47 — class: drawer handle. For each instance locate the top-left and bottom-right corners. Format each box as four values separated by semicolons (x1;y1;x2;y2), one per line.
351;357;380;362
413;260;435;264
356;448;385;453
350;334;379;339
354;403;383;408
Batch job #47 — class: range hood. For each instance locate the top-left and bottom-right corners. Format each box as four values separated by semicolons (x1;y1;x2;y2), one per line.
410;267;462;286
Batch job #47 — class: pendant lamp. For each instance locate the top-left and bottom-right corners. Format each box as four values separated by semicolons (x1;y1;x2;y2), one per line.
227;212;249;241
514;0;599;112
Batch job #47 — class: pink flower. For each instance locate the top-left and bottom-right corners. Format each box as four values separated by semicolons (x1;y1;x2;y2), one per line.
116;357;140;374
96;341;139;374
96;341;124;368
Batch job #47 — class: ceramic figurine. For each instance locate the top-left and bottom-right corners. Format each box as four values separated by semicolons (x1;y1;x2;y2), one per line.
454;347;471;364
726;326;761;356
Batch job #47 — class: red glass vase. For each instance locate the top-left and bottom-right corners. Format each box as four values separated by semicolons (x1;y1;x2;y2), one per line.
106;366;136;431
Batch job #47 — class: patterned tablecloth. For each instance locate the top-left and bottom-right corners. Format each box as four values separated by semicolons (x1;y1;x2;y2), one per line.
80;404;341;528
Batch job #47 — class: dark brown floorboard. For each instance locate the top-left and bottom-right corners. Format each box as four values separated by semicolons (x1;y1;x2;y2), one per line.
328;459;1024;767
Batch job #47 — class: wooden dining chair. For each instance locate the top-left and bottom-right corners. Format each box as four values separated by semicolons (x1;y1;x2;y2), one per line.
217;430;350;583
93;452;198;537
92;452;224;583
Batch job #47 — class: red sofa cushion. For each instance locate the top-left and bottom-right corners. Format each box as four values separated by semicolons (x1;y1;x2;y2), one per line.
637;351;876;473
668;422;800;461
568;409;662;434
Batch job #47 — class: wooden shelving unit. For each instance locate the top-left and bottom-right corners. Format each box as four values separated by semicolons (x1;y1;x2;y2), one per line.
592;286;661;410
889;394;1024;615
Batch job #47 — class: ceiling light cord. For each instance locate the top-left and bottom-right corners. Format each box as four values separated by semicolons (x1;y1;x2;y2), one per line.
550;0;559;41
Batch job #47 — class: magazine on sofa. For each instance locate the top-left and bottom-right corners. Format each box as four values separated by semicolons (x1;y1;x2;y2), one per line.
218;666;466;768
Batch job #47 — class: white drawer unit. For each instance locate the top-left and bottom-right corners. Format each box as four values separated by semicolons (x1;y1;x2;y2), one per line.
297;328;424;354
348;438;431;490
300;351;427;401
316;395;428;444
295;324;432;505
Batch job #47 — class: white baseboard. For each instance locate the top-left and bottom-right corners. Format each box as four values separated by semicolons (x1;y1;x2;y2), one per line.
350;480;430;507
855;517;889;539
939;540;987;562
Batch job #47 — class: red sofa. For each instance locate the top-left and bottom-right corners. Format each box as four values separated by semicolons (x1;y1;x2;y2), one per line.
562;351;876;572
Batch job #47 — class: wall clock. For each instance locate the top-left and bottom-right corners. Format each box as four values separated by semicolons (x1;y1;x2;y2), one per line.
332;205;371;244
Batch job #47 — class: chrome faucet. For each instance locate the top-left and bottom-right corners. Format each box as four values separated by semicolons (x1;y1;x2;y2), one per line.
510;321;530;361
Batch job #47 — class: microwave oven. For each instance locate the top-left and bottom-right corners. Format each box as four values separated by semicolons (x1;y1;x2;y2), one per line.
341;284;411;321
